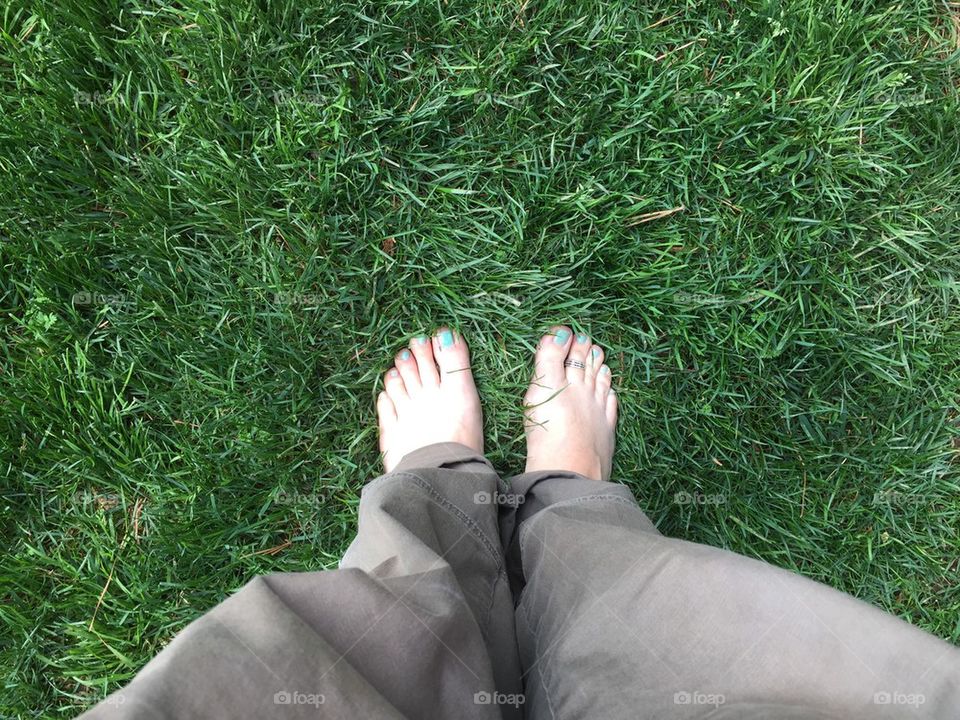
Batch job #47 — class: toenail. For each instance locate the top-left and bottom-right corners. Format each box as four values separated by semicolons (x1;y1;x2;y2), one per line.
577;334;589;344
417;336;429;345
592;347;601;358
438;330;454;348
400;350;411;360
389;369;399;377
601;365;610;374
553;328;570;344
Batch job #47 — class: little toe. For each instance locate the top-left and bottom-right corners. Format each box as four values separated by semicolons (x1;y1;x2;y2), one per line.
606;390;618;427
596;364;613;400
564;332;592;382
377;390;397;451
384;367;408;405
409;335;440;387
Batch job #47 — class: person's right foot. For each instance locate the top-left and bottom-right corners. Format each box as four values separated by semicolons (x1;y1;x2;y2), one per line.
377;328;483;473
523;326;617;481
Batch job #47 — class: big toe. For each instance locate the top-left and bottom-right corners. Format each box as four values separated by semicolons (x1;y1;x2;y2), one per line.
432;328;474;388
531;326;573;388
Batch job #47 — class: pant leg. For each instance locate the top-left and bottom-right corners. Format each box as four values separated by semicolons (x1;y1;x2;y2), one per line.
502;470;960;720
79;443;523;720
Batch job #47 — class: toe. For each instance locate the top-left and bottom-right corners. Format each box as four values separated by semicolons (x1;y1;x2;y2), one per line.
377;390;397;451
395;348;422;393
432;327;473;386
596;363;612;399
586;344;605;383
564;332;592;382
384;367;408;405
532;326;572;388
606;390;618;427
409;335;440;387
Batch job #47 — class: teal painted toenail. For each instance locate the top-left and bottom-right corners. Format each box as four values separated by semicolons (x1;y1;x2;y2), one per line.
417;336;428;345
439;330;454;348
390;369;399;377
601;366;610;374
592;347;601;357
400;350;411;360
553;329;570;344
577;334;589;344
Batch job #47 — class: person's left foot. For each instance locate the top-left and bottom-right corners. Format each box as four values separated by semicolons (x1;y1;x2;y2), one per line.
377;328;484;472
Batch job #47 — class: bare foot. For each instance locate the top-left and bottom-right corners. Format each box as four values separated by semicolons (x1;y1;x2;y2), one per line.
377;328;484;472
523;326;617;480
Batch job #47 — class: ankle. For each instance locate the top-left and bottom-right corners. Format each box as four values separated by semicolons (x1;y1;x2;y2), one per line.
525;452;604;481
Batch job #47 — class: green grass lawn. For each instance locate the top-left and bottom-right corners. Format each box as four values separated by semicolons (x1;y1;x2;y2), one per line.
2;0;959;714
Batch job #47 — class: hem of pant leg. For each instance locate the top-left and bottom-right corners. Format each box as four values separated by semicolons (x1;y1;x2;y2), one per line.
498;473;644;598
517;494;652;549
508;469;593;483
392;441;493;473
505;469;638;505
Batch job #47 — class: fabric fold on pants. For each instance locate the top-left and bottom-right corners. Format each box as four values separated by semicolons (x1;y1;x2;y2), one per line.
80;442;960;720
81;442;522;720
503;470;960;719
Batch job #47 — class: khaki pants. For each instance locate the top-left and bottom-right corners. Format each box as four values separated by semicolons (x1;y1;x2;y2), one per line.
81;443;960;719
